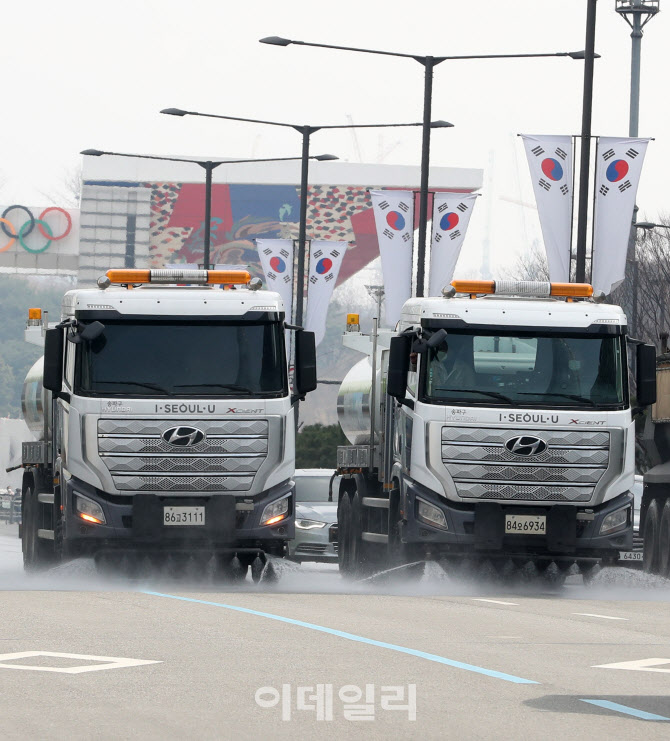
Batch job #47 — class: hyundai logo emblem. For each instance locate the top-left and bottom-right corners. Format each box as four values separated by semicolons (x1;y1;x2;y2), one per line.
162;426;205;447
505;435;548;456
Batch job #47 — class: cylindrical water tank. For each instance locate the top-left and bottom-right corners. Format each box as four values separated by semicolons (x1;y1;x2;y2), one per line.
21;357;49;440
337;357;381;445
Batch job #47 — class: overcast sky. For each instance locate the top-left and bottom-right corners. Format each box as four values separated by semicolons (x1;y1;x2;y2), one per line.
2;0;668;275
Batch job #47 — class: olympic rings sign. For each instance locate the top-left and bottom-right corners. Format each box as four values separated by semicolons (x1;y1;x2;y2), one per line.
0;205;73;254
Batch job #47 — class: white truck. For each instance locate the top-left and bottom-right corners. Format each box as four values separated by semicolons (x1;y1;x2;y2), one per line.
335;279;657;579
18;268;317;577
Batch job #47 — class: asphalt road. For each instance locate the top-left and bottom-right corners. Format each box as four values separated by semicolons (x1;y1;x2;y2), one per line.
2;522;670;740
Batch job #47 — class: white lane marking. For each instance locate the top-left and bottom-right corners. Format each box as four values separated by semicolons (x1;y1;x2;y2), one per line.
573;613;629;621
593;658;670;673
472;598;519;606
0;651;161;674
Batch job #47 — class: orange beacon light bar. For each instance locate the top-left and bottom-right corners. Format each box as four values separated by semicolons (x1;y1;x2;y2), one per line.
106;269;252;285
450;280;594;299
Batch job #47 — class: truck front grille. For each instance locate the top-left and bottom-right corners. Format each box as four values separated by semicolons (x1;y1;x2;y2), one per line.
98;418;268;493
441;426;610;503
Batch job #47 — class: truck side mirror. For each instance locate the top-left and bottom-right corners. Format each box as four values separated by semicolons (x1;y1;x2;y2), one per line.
427;328;448;351
80;321;105;342
636;343;657;407
387;335;411;399
295;330;317;395
43;328;63;393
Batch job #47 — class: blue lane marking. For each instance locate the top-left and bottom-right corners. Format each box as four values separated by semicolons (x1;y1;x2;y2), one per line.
143;591;537;685
581;700;670;721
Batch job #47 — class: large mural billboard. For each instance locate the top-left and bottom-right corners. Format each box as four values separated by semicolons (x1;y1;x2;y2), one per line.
79;158;483;285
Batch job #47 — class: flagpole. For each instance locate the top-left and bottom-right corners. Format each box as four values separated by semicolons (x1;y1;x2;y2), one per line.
589;137;601;285
569;135;578;279
575;0;598;283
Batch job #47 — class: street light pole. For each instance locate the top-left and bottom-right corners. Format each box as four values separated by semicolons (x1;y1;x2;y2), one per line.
295;127;316;326
616;1;660;322
161;108;445;321
416;56;441;297
260;36;589;293
81;149;320;272
574;0;598;284
201;162;215;269
617;0;660;138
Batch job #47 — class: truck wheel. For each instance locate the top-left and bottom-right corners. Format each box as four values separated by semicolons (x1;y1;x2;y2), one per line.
658;500;670;578
643;498;661;574
351;492;382;578
22;487;54;572
337;492;354;577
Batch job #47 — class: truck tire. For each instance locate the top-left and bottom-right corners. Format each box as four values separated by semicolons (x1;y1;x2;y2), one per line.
643;498;661;574
351;491;382;578
658;499;670;578
337;492;354;576
22;486;54;572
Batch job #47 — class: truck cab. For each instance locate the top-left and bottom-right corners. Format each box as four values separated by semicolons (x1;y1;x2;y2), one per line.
20;268;317;576
336;280;656;577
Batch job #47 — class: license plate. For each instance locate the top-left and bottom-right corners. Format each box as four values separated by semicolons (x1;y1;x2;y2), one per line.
618;551;643;561
505;514;546;534
163;506;205;526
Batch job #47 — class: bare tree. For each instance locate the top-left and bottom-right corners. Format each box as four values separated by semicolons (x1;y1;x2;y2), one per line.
611;217;670;346
38;166;82;207
504;239;550;281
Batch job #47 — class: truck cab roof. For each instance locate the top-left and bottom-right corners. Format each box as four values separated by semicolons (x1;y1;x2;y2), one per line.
61;285;285;319
400;295;626;331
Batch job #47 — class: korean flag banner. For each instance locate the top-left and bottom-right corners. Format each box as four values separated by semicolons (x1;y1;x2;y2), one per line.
521;134;573;282
256;238;294;322
592;137;650;295
370;189;413;326
429;192;479;296
305;240;347;346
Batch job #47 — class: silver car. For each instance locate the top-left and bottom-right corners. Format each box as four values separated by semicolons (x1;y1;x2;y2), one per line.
288;469;338;563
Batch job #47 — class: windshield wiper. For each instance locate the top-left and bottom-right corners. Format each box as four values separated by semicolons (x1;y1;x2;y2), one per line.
174;383;253;394
518;391;598;407
434;388;513;404
96;380;170;394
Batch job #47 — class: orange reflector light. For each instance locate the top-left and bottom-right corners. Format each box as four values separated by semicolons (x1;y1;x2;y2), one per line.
106;268;251;285
347;313;360;325
451;280;495;295
549;282;593;298
264;514;287;526
28;308;42;320
451;279;594;299
79;513;103;525
107;269;151;283
206;270;251;284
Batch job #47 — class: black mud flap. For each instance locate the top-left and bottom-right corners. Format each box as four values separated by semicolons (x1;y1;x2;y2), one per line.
474;503;504;550
132;495;236;541
546;505;577;552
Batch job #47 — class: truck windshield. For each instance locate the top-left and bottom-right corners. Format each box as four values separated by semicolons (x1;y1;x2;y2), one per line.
75;320;287;397
422;330;626;409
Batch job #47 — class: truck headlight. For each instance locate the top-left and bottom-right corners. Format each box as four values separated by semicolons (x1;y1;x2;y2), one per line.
599;506;630;535
417;499;448;530
74;493;106;525
295;519;327;530
261;496;290;526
